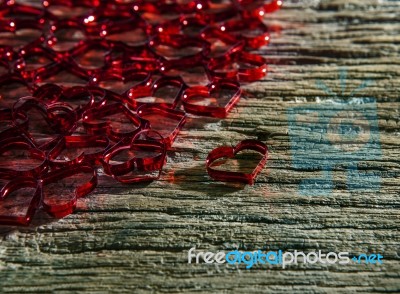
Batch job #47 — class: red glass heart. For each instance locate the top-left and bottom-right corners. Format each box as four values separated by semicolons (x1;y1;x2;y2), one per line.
42;163;97;218
129;76;186;109
0;177;41;226
182;79;241;118
206;139;268;185
0;136;47;179
48;135;110;168
102;129;167;183
82;102;148;142
137;104;186;148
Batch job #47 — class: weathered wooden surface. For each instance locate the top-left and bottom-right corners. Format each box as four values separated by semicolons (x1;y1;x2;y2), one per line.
1;0;400;293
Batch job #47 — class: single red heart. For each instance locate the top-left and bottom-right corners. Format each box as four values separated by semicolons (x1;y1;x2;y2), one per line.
42;164;97;218
48;135;110;168
90;70;152;108
206;139;268;185
182;79;241;118
129;76;186;109
0;136;48;179
137;104;186;148
12;97;77;148
102;129;167;184
82;102;148;142
0;177;41;226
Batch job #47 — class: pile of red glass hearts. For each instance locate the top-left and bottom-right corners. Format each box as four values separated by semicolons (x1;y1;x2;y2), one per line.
0;0;282;225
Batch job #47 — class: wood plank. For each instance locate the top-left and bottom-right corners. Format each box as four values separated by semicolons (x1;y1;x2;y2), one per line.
0;0;399;292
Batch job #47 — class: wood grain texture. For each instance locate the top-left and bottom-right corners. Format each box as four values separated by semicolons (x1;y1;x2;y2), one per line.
0;0;399;293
